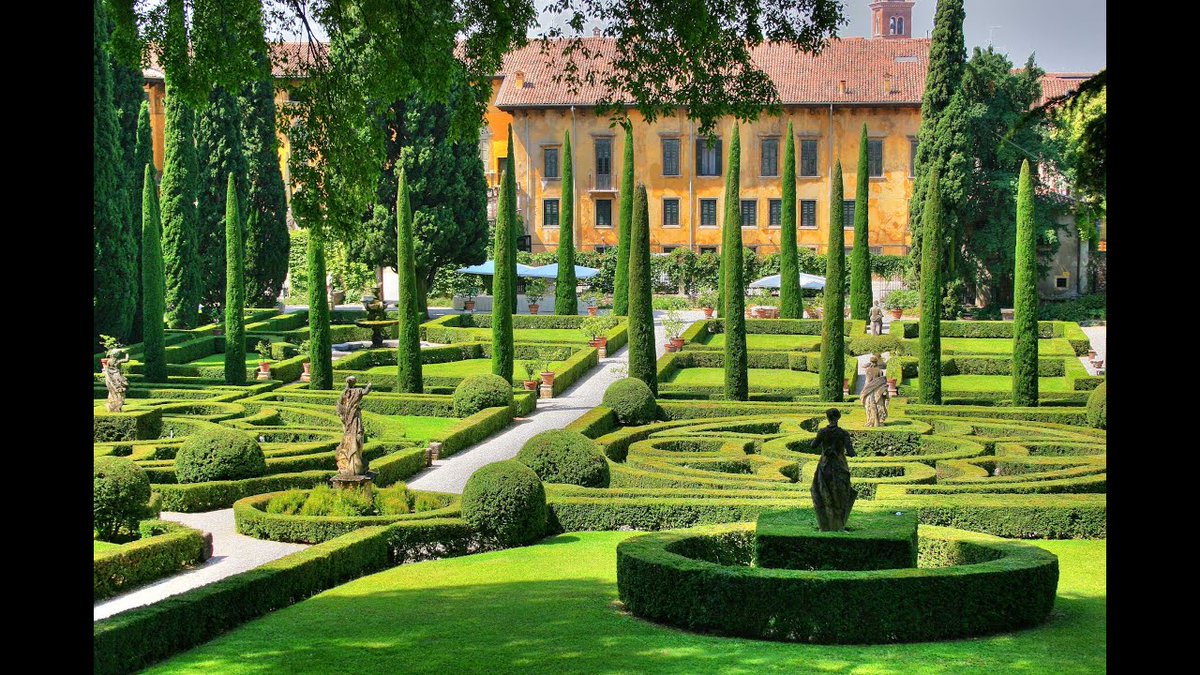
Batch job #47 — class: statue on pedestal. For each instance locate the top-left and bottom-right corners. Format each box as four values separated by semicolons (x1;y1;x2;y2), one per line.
860;371;890;427
335;376;373;476
810;408;857;531
103;348;131;413
869;302;884;336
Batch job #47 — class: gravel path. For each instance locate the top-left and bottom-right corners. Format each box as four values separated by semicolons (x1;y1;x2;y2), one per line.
1080;325;1105;375
93;510;308;622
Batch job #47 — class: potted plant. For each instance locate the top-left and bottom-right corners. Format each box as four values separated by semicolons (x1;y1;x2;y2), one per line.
884;289;918;320
255;340;273;380
521;361;539;391
453;274;481;312
663;310;685;351
298;339;312;382
810;293;824;319
583;291;599;316
698;288;717;319
523;278;547;315
537;352;556;387
581;316;615;357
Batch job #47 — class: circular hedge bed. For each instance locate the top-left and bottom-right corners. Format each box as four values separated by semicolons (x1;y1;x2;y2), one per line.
454;374;514;417
175;427;267;483
461;460;547;547
516;430;610;487
603;378;656;426
616;522;1059;644
234;486;461;543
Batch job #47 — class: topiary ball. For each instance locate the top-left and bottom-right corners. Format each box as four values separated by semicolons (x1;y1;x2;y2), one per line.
94;456;151;542
602;377;657;426
453;374;514;417
461;460;547;547
516;430;610;488
1086;380;1106;430
175;427;266;483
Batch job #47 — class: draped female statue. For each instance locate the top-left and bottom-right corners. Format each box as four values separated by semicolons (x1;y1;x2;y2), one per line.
335;376;373;476
810;408;857;531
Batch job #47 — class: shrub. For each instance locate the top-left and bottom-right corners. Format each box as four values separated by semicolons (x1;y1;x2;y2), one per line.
885;289;919;311
516;430;610;488
452;374;514;417
461;460;547;547
94;457;152;542
174;427;266;483
603;377;657;426
1086;381;1106;429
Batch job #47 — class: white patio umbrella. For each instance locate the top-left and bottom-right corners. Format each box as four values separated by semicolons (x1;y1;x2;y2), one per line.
748;273;825;290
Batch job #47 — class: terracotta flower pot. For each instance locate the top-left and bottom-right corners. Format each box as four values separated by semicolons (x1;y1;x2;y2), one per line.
587;306;598;316
702;307;714;319
523;380;538;391
539;372;555;386
887;378;898;395
463;300;475;311
842;378;849;394
301;362;312;383
890;309;903;320
670;337;685;349
1087;349;1097;360
259;362;271;373
664;342;679;353
528;304;540;315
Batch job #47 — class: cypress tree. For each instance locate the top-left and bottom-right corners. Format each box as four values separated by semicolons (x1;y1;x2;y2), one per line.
196;87;248;317
306;228;333;390
395;167;423;393
111;38;145;342
160;0;200;329
555;130;578;315
819;160;846;402
613;123;635;315
850;124;873;320
919;166;944;404
1011;159;1039;406
223;173;246;385
140;163;167;383
721;126;748;401
130;101;155;342
94;0;138;345
491;126;516;384
779;121;801;319
627;183;657;394
241;42;290;307
134;101;154;181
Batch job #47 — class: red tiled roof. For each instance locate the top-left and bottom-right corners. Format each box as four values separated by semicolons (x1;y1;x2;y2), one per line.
142;41;326;82
1038;72;1094;106
494;37;932;108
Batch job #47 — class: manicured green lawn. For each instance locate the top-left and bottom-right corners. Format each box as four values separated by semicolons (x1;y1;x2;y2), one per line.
906;375;1073;392
703;333;822;351
939;337;1078;357
453;328;591;343
150;532;1105;674
188;353;270;367
93;540;122;553
665;367;819;389
365;359;567;382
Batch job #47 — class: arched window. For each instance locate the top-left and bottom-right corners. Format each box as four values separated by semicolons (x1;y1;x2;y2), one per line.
897;17;905;36
889;17;896;34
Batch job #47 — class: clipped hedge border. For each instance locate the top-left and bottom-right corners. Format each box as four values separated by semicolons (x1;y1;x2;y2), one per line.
438;406;516;457
233;490;462;543
94;407;163;442
616;522;1059;644
94;520;212;600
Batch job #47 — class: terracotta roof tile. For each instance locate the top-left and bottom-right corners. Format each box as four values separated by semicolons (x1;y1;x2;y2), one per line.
1038;72;1094;106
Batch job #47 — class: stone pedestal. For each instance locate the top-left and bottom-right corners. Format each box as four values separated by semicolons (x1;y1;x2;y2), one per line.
428;442;442;464
330;472;376;491
540;384;554;399
256;367;271;381
754;508;918;571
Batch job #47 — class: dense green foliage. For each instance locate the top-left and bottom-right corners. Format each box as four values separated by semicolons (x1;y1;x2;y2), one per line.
516;430;610;488
94;0;137;345
461;460;547;547
819;160;845;401
1086;381;1106;429
175;427;266;484
1012;160;1039;406
602;377;658;426
779;122;801;318
93;456;151;542
195;87;247;318
94;520;210;601
159;1;200;329
919;167;945;404
850;124;872;320
721;126;748;400
555;130;578;315
754;509;917;571
613;123;635;315
306;230;334;389
140;164;167;382
395;167;423;393
492;127;517;383
452;374;514;417
239;44;290;307
224;173;246;385
626;183;657;394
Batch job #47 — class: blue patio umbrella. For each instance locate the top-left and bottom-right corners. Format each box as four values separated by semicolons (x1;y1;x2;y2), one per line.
455;261;542;277
524;263;600;279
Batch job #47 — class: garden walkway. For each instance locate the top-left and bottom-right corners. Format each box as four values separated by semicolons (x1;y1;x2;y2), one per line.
93;509;308;622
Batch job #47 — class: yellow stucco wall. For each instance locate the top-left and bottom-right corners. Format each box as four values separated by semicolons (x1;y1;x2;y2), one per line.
503;105;919;255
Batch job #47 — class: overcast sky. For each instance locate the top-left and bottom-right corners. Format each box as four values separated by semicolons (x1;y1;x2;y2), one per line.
283;0;1105;74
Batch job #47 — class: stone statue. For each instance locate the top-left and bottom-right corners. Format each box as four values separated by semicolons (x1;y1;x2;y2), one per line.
363;288;387;321
864;354;883;382
103;348;131;413
810;408;857;531
860;371;890;428
335;376;373;476
869;302;884;336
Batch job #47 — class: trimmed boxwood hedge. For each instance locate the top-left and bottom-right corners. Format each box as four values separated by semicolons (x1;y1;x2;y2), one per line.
516;430;610;488
94;407;163;442
603;378;657;425
461;460;548;547
616;522;1059;644
453;374;515;417
174;428;267;483
754;508;918;570
94;520;212;600
1086;381;1106;429
233;490;461;543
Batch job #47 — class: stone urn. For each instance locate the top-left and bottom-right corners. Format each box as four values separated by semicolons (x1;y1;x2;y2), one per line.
301;362;312;383
528;304;540;315
587;306;598;316
887;378;898;396
257;362;272;380
1001;308;1015;321
890;309;903;320
463;299;476;312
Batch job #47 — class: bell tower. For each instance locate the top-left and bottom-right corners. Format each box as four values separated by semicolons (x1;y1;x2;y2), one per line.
870;0;915;39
